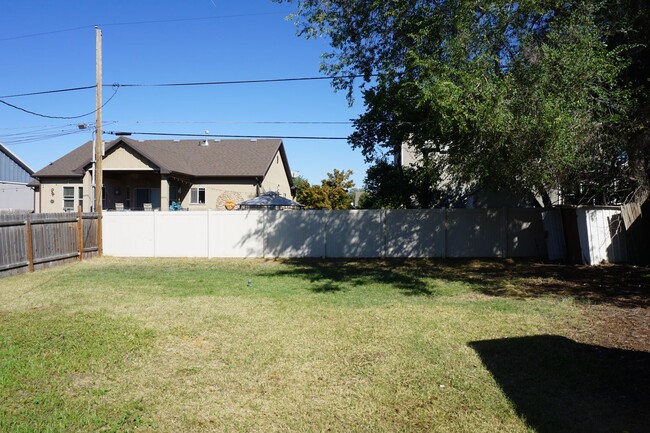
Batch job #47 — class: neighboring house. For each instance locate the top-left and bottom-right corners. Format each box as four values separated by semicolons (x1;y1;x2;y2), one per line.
0;142;35;211
395;141;539;208
31;136;295;212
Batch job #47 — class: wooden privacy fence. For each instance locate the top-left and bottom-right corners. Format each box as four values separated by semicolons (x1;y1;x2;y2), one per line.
0;210;98;277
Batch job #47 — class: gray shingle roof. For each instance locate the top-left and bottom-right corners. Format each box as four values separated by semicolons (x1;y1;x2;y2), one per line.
32;137;290;180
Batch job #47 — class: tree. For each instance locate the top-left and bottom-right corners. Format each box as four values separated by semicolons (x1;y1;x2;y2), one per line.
278;0;647;206
292;174;311;199
295;169;355;209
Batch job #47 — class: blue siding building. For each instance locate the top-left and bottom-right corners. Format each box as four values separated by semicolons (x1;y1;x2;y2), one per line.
0;143;34;211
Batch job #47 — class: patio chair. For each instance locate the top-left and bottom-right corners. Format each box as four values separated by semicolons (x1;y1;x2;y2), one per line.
143;203;153;211
115;203;124;211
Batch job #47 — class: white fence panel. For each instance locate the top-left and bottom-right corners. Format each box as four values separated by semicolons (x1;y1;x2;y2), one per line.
154;211;208;257
507;209;547;258
446;209;506;258
577;208;628;265
264;210;326;257
103;212;155;257
325;210;384;258
384;209;445;257
102;208;626;262
209;210;264;258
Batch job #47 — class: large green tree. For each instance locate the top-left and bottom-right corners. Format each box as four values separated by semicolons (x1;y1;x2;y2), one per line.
295;169;355;209
279;0;648;206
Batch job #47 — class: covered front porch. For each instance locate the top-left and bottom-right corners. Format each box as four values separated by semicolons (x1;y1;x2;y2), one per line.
89;171;190;211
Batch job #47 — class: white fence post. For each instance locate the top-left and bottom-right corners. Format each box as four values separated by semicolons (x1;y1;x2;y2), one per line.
207;209;211;259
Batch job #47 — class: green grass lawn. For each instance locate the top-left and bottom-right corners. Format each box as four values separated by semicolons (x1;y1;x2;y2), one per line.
0;258;647;432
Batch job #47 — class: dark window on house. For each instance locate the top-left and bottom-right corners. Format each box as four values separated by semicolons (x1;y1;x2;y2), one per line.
78;186;83;209
63;186;75;210
190;187;205;204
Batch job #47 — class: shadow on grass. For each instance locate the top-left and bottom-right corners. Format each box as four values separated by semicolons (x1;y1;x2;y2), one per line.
271;259;438;296
470;335;650;433
272;258;649;307
453;260;650;309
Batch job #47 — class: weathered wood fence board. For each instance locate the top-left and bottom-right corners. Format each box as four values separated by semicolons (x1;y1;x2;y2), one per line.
0;211;98;278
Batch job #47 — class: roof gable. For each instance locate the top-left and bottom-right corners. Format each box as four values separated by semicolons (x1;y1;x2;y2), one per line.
0;142;34;183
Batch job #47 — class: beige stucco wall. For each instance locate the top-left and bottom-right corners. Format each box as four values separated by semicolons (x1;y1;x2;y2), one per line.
179;179;258;211
261;150;292;198
37;179;86;213
34;189;41;213
103;146;156;171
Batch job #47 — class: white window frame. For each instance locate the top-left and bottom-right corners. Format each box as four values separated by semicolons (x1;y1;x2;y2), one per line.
190;187;206;204
63;186;75;211
63;185;83;211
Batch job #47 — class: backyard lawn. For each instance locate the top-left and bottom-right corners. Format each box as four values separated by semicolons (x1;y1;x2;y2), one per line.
0;258;648;432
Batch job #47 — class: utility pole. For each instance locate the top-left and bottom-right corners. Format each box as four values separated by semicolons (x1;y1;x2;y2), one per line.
94;26;103;256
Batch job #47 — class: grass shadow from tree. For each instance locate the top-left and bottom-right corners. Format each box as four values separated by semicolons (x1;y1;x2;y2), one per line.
270;258;649;307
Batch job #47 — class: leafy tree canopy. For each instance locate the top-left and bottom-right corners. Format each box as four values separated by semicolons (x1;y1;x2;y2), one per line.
278;0;649;206
295;169;355;209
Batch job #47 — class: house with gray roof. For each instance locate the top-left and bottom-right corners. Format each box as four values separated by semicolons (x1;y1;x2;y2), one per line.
31;136;295;212
0;142;35;211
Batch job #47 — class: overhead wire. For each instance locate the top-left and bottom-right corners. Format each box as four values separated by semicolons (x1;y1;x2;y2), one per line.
0;74;374;100
0;84;120;119
0;12;284;42
105;130;349;140
0;122;117;145
114;74;372;88
1;129;87;146
131;120;353;125
0;85;96;99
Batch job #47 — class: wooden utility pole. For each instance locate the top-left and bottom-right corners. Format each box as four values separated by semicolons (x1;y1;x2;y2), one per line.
94;26;103;256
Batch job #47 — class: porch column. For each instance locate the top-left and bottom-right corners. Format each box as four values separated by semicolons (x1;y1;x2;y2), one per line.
161;175;170;211
83;170;93;212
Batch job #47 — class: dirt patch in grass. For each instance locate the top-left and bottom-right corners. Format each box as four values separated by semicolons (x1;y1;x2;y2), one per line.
569;304;650;352
442;260;649;352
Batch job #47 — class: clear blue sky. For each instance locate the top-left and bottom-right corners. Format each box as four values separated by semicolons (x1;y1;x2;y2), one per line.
0;0;369;187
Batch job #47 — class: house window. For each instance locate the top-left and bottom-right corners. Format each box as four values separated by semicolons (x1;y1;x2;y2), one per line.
78;186;83;209
190;187;205;204
63;187;75;211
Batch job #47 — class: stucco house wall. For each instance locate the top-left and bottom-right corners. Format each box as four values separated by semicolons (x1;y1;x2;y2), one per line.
262;150;293;198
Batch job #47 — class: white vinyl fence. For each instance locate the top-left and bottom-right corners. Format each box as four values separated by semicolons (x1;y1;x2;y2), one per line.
576;207;628;265
103;208;549;259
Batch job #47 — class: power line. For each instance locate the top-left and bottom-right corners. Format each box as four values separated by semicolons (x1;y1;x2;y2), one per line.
0;121;117;146
100;12;283;28
0;85;96;99
105;130;349;140
0;25;92;42
0;12;284;42
0;74;373;99
0;85;119;119
114;74;370;88
132;120;353;125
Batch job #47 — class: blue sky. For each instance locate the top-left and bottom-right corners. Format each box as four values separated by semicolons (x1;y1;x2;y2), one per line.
0;0;369;187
